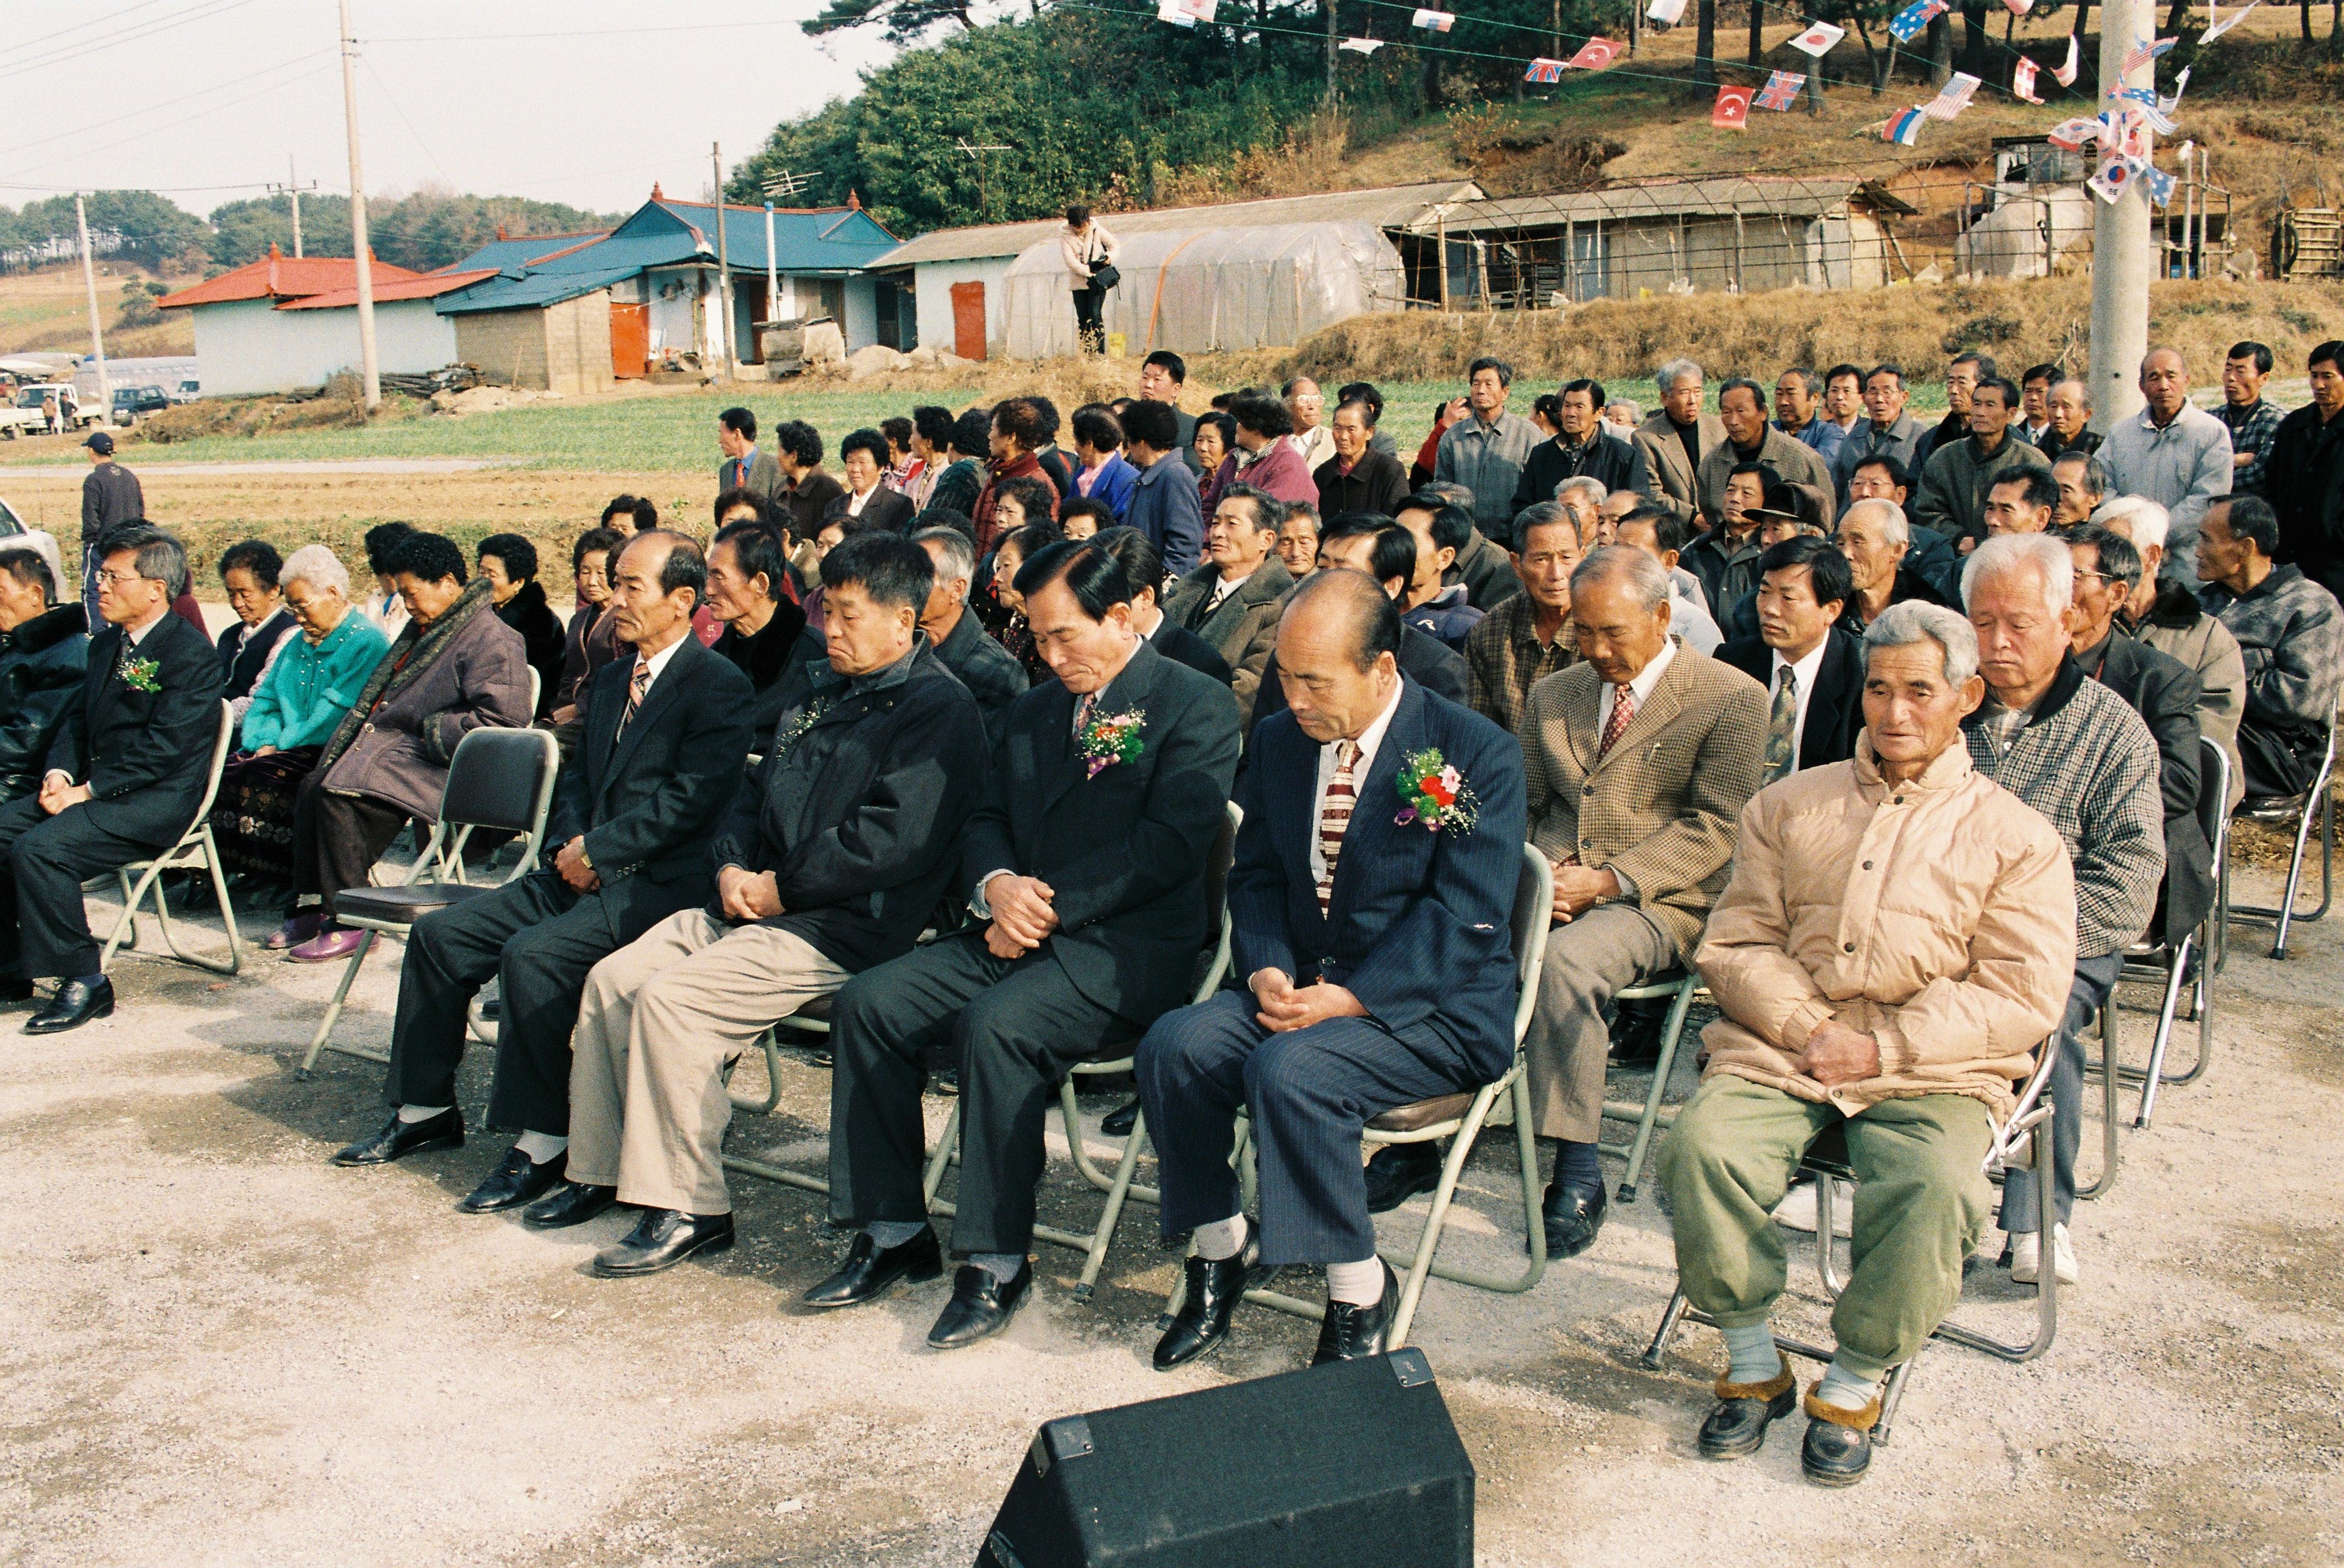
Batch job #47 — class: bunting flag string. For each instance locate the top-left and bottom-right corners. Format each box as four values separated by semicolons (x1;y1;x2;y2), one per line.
1921;70;1982;120
2052;32;2080;85
2012;56;2041;103
2201;2;2257;41
2045;117;2102;150
1786;19;1845;55
2121;34;2177;74
1756;68;1806;109
1565;35;1620;67
1713;84;1754;128
1889;0;1950;43
1881;106;1926;145
1525;55;1566;80
2144;164;2178;206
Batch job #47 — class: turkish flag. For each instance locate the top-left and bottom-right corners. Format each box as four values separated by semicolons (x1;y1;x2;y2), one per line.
1712;85;1754;128
1567;37;1620;68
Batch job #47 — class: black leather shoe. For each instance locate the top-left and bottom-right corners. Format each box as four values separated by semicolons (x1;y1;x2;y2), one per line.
926;1261;1032;1349
25;975;113;1035
458;1146;567;1213
330;1107;464;1166
590;1208;734;1277
1100;1097;1141;1136
1533;1178;1608;1258
1153;1234;1262;1370
1310;1261;1400;1366
0;976;34;1005
802;1227;944;1308
1696;1360;1798;1459
1363;1143;1444;1213
522;1181;618;1229
1799;1388;1880;1487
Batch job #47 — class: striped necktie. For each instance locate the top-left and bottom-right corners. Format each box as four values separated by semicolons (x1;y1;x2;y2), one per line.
1316;739;1360;916
615;658;652;741
1764;665;1798;783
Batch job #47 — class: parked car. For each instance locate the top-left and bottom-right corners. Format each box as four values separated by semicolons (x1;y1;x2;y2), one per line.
0;496;26;536
0;383;104;437
111;386;169;425
169;377;200;404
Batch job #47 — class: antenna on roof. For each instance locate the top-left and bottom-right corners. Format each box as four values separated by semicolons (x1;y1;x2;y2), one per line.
762;169;822;202
954;137;1012;224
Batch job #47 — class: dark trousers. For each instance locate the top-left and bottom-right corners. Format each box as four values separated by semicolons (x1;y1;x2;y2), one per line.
383;871;659;1133
1072;286;1106;354
1999;952;2123;1234
1137;989;1472;1268
828;931;1121;1256
0;794;161;981
290;771;406;916
2236;718;2326;801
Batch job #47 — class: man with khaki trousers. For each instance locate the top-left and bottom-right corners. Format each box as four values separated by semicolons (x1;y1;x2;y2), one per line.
1515;545;1767;1260
520;534;991;1277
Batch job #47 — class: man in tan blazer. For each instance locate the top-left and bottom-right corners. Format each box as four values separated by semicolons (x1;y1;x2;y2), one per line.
1158;484;1295;726
1632;358;1727;524
1516;544;1767;1259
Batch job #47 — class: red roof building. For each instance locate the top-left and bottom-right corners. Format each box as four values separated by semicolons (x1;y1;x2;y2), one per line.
156;244;427;311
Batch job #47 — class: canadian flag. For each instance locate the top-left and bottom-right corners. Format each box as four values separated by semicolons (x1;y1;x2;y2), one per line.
1788;19;1846;55
1566;37;1620;68
2013;56;2041;103
1712;84;1754;128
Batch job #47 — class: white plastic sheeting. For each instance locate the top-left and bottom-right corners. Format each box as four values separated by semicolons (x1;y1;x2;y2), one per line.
1955;188;2095;280
1001;220;1408;359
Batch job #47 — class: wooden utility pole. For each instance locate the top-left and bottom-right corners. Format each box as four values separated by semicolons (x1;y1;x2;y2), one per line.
2088;0;2151;431
1325;0;1337;105
74;193;111;409
338;0;379;412
712;142;734;376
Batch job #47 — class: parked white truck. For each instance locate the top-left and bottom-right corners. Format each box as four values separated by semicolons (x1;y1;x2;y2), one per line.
0;382;106;438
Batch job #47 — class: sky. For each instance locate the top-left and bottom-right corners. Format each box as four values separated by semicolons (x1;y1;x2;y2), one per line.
0;0;913;218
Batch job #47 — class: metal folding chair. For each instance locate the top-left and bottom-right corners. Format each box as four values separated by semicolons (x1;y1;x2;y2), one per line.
2229;722;2334;959
1207;844;1555;1350
293;727;560;1077
1602;969;1703;1203
1642;1036;2060;1446
99;700;241;976
2110;737;2227;1130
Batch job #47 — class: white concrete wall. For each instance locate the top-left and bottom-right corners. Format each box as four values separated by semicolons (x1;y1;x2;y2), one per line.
910;257;1013;355
188;298;458;395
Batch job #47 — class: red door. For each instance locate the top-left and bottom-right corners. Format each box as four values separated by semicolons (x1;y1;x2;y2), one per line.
609;302;649;378
949;281;986;362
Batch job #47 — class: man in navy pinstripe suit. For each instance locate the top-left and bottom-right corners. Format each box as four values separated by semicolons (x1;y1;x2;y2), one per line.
1137;569;1528;1370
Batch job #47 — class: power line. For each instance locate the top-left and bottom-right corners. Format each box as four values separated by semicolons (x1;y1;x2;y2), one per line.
0;0;263;86
0;48;335;164
361;58;455;188
0;0;180;62
15;61;343;178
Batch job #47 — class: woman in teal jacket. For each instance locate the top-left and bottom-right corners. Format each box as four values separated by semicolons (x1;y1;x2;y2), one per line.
215;545;391;883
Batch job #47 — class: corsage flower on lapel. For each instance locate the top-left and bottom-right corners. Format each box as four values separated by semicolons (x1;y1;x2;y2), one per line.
120;656;162;694
1393;747;1479;834
1078;707;1146;778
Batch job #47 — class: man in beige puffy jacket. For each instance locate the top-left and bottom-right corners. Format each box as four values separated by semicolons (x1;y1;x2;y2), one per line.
1659;601;2074;1488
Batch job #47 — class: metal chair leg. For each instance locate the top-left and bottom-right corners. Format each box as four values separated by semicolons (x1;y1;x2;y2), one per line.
100;863;163;972
1070;1097;1147;1303
294;930;380;1077
2076;1005;2121;1202
2131;934;2194;1128
1617;978;1696;1204
1639;1285;1692;1369
923;1100;963;1211
143;837;240;975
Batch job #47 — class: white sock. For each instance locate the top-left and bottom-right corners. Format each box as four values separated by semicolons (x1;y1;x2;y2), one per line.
1193;1213;1249;1262
396;1103;450;1124
514;1130;567;1164
1325;1257;1385;1307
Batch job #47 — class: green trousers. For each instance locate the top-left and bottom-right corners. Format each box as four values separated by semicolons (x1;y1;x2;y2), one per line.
1659;1075;1993;1373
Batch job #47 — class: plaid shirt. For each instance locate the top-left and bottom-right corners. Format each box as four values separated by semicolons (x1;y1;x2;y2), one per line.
1964;660;2165;959
2217;397;2286;497
1464;592;1576;735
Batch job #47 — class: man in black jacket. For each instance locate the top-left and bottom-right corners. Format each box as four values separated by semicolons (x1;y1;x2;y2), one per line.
478;534;566;721
332;533;757;1206
524;534;990;1278
809;540;1240;1349
78;432;143;623
0;524;221;1032
912;525;1029;744
1512;378;1649;513
1091;526;1233;686
1251;515;1467;744
1716;536;1864;778
0;543;89;806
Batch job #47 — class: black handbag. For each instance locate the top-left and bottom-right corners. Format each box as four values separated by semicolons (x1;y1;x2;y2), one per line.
1090;261;1121;292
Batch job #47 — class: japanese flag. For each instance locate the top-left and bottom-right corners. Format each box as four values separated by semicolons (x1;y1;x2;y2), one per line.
1712;84;1754;128
1788;19;1846;55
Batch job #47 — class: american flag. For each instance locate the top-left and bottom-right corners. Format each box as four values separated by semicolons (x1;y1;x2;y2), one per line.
1526;57;1566;82
1889;0;1949;43
1756;70;1806;110
1881;106;1926;145
1920;71;1981;120
2012;56;2041;103
2122;35;2177;74
1566;37;1620;68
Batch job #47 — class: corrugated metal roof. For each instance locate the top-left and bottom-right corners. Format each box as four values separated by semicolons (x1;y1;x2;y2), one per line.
278;269;500;311
443;230;614;273
434;261;644;316
640;198;902;271
871;181;1488;267
1434;177;1898;232
157;248;427;309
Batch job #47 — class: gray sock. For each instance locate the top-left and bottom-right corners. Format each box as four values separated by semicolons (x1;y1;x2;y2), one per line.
867;1220;927;1249
1814;1360;1879;1411
395;1104;451;1124
971;1251;1026;1284
1721;1319;1781;1385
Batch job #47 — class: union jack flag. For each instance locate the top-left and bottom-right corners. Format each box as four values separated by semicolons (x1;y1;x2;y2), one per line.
2121;35;2177;74
1756;70;1806;110
1525;57;1566;82
1920;71;1981;120
1889;0;1949;43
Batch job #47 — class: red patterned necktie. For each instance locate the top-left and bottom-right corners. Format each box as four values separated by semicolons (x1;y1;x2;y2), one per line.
1597;683;1638;759
615;658;651;740
1316;739;1359;916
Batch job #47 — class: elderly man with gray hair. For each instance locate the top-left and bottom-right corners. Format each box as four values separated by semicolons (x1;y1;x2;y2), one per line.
1632;358;1725;524
1961;532;2163;1288
1662;600;2076;1486
1836;498;1949;630
1507;544;1766;1259
2093;497;2246;806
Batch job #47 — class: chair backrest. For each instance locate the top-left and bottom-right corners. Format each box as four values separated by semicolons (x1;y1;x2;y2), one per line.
1203;800;1241;924
527;666;542;719
438;726;558;833
182;700;235;837
2196;735;2229;858
1507;845;1557;1048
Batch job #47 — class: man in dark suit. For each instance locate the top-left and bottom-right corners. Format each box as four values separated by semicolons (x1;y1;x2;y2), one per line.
1159;486;1294;725
1717;536;1864;780
809;539;1241;1348
0;524;222;1032
1140;570;1527;1369
716;406;785;511
912;526;1029;744
1091;525;1231;686
1252;514;1467;739
331;533;757;1207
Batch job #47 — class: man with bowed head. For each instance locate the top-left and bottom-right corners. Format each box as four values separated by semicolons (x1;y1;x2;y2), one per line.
1140;569;1527;1369
811;539;1240;1350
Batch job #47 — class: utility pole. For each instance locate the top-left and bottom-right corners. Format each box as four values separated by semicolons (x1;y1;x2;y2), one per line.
74;193;111;409
338;0;379;412
2087;0;2151;432
1325;0;1336;107
712;142;734;377
289;155;302;256
763;201;779;341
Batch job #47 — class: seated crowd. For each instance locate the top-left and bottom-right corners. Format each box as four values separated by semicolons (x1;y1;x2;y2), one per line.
2;333;2335;1491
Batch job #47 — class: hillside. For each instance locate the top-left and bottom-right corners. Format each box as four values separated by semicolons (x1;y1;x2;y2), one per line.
0;263;195;360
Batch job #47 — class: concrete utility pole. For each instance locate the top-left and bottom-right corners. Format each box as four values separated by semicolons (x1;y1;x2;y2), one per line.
2087;0;2151;433
764;201;779;342
711;143;735;376
73;193;111;408
289;155;302;257
338;0;380;413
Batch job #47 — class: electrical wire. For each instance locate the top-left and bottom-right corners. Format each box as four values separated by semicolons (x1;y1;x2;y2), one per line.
0;48;335;163
0;0;181;63
0;0;263;86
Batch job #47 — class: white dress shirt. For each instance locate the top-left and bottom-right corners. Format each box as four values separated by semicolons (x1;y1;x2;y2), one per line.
1598;635;1677;740
1307;677;1404;893
1768;636;1830;766
631;628;687;696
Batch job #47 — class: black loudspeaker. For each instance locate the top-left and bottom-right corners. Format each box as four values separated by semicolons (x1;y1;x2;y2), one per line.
976;1349;1473;1568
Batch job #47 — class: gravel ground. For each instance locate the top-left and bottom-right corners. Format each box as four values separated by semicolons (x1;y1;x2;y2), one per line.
3;860;2340;1567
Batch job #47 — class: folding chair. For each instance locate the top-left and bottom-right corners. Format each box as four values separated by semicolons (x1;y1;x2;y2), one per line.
1601;969;1703;1203
2110;737;2226;1130
99;699;241;976
1641;1036;2060;1445
1207;844;1555;1350
293;727;560;1077
2229;722;2334;960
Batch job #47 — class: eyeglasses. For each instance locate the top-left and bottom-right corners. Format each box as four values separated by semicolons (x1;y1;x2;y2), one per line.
92;569;149;588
